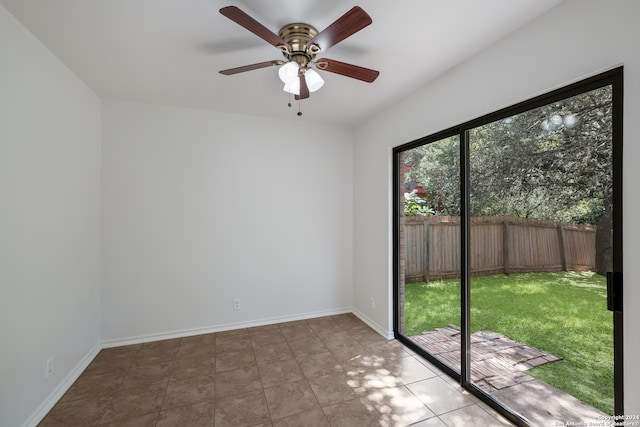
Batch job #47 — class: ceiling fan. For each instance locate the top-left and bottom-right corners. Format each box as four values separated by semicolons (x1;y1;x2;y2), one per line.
218;6;380;102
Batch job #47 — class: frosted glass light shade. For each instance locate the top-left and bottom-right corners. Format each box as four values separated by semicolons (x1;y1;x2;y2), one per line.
305;69;324;92
283;79;300;95
278;62;299;84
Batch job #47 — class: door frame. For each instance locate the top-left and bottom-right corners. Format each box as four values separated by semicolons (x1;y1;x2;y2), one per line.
392;66;624;425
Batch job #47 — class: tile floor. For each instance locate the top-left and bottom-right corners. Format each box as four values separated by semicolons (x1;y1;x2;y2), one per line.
39;314;514;427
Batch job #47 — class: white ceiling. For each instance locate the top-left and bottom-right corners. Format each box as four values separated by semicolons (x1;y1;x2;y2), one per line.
1;0;563;126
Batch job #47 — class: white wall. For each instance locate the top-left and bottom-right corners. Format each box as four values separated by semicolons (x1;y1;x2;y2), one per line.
0;5;102;427
353;0;640;414
101;100;353;342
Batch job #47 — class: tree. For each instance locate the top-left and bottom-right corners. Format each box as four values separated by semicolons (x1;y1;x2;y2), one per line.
404;136;460;216
404;86;613;274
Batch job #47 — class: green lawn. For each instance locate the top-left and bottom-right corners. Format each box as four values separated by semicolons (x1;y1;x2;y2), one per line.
404;271;613;414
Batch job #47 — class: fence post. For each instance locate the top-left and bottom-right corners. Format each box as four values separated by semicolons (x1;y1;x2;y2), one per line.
503;221;510;275
558;224;568;271
422;222;430;282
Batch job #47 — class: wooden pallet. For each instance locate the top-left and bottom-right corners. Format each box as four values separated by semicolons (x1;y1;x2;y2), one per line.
410;326;563;390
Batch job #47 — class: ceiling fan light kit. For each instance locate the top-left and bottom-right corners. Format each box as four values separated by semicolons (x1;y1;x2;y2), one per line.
219;5;379;115
278;61;299;84
282;69;324;96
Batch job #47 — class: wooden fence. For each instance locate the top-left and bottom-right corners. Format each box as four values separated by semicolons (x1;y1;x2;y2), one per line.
404;216;596;283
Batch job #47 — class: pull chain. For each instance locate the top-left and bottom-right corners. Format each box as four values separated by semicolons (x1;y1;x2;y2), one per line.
284;85;301;116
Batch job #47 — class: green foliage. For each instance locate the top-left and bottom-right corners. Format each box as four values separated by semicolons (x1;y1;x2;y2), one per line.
404;136;461;216
404;272;613;414
404;191;434;216
403;87;612;224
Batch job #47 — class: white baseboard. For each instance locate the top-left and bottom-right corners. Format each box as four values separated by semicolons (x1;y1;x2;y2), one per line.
22;343;101;427
352;308;394;339
102;307;354;348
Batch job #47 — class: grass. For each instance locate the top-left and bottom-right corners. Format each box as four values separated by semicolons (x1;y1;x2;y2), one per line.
404;271;613;414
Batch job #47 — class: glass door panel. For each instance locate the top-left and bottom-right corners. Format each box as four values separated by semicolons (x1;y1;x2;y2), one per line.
399;135;461;373
468;86;614;424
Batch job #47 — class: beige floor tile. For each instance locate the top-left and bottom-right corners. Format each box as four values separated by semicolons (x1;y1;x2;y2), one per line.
298;351;344;379
216;327;248;338
308;372;366;406
133;347;178;367
336;313;366;328
249;329;286;348
85;351;137;375
407;416;448;427
264;380;320;420
278;321;314;342
100;383;167;424
320;330;355;350
214;365;263;396
180;332;216;346
352;330;389;348
385;356;438;385
216;334;253;354
339;352;387;374
254;341;293;363
141;338;181;350
407;377;476;416
478;404;517;426
215;349;256;372
119;362;173;390
306;316;341;331
176;341;215;359
38;395;111;426
366;385;435;427
214;390;271;427
99;412;158;426
322;397;389;427
170;354;215;380
287;336;328;359
271;408;330;427
99;344;142;356
248;324;280;333
439;404;513;426
61;369;126;402
258;358;305;388
156;401;214;427
329;342;371;364
366;339;412;361
413;356;444;374
349;367;403;392
162;374;214;410
439;374;480;404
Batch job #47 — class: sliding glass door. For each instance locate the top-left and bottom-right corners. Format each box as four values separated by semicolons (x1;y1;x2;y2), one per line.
394;68;623;426
397;135;461;375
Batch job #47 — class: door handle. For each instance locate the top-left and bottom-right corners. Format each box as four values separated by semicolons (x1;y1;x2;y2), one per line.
606;272;623;312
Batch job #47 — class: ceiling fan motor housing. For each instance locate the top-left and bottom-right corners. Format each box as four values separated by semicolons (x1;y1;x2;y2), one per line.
278;23;319;71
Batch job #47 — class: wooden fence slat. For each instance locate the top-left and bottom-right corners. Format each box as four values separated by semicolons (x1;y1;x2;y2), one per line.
404;216;596;282
503;221;510;275
423;223;430;283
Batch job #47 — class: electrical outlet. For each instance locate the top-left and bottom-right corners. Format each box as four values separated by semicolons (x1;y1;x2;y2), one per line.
46;357;54;378
370;297;375;309
233;298;241;310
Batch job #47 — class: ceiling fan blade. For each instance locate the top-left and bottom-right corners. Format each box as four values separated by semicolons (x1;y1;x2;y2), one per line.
295;74;310;100
220;6;291;52
219;60;283;75
308;6;372;52
315;58;379;83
